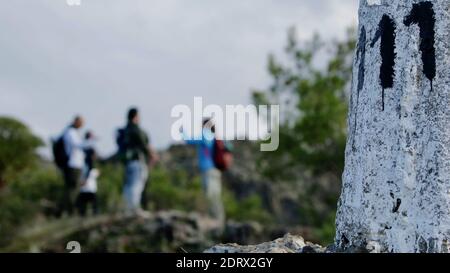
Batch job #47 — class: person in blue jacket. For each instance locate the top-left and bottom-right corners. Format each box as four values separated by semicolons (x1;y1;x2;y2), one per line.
183;118;224;225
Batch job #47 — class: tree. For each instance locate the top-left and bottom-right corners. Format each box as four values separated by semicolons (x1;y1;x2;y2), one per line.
253;27;355;180
251;28;356;242
0;117;43;188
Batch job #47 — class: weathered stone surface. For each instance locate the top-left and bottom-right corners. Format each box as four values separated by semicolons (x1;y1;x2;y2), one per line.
204;234;326;253
336;0;450;253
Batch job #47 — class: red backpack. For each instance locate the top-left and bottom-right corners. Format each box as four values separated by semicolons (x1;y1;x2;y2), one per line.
213;139;233;171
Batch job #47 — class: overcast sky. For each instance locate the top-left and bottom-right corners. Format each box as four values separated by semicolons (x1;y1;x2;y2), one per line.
0;0;358;156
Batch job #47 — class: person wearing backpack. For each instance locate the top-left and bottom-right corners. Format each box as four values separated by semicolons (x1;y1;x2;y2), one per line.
119;108;157;216
182;118;231;226
57;116;86;216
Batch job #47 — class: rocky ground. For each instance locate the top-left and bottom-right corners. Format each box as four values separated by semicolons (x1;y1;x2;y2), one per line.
4;209;339;253
4;210;271;253
204;234;383;253
205;234;328;253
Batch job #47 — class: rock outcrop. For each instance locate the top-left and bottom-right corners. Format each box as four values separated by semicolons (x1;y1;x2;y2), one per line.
205;234;326;254
5;210;268;253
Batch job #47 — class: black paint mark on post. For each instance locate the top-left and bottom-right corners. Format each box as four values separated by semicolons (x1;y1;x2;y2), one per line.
357;26;367;93
392;198;402;213
404;1;436;91
352;26;367;150
371;15;396;111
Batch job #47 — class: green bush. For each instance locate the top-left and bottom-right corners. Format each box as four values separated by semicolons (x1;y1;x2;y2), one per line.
0;193;36;247
0;117;43;186
0;164;62;247
223;191;273;224
147;166;207;213
97;163;124;213
9;164;62;205
312;212;336;246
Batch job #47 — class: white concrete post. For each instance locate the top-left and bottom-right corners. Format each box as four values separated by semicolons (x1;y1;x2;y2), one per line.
336;0;450;253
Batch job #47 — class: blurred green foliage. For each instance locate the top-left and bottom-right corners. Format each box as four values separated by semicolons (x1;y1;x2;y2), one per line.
146;166;207;212
253;27;355;179
0;163;61;247
223;191;273;225
0;117;43;186
253;28;356;245
313;213;337;245
96;163;124;213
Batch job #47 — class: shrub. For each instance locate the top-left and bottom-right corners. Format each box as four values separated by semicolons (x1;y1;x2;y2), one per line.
0;117;43;187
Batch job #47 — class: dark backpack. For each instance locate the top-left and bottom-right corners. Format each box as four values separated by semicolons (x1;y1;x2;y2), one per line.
116;128;127;153
52;136;68;170
213;139;233;171
116;127;129;162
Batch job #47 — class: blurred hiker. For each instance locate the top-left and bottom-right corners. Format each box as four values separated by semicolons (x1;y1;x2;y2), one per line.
53;116;85;216
76;131;99;217
117;107;158;216
182;118;232;226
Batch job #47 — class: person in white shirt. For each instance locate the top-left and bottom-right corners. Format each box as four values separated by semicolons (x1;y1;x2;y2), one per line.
76;131;100;216
61;116;85;215
76;169;99;216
